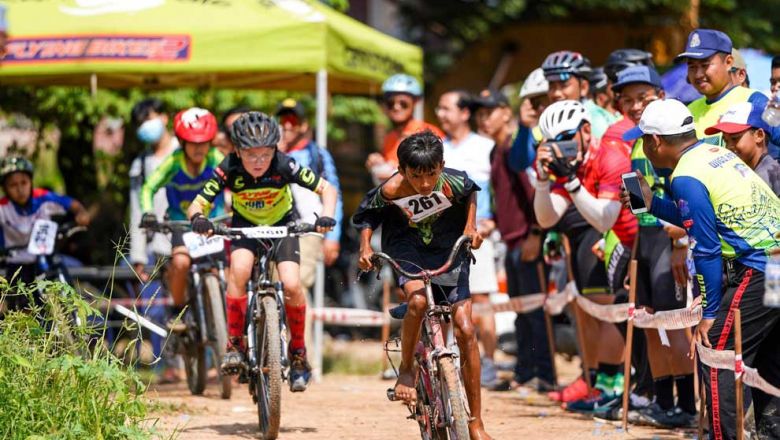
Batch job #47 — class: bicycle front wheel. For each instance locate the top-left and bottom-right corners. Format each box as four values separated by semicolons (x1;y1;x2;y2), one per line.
255;295;282;439
204;274;232;400
438;357;470;440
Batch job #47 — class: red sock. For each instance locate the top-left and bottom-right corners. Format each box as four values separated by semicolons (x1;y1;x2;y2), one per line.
285;304;306;352
226;295;247;340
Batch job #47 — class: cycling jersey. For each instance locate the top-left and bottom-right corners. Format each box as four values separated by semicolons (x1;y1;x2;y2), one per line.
649;142;780;319
0;188;72;264
382;120;444;167
141;148;225;221
584;99;619;144
352;168;477;272
552;142;638;246
688;86;767;146
194;150;326;226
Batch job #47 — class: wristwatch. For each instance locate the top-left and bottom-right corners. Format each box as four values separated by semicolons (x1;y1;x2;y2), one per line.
564;177;582;193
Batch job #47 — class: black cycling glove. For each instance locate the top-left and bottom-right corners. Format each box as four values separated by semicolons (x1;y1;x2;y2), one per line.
140;212;157;228
547;156;580;182
314;216;336;229
191;214;214;235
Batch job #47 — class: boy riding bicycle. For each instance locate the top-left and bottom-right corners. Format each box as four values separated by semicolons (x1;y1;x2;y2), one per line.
139;107;226;331
188;111;337;392
0;156;90;310
353;130;492;440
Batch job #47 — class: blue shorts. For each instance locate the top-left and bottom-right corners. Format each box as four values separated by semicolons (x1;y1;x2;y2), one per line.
397;257;471;305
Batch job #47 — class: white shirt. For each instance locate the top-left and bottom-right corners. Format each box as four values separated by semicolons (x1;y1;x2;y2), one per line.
442;132;494;220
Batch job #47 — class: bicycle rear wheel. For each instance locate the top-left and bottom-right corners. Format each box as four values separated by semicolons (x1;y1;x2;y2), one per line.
438;357;470;440
255;295;282;439
204;274;231;399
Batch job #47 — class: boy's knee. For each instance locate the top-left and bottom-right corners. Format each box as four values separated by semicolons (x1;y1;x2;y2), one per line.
407;294;427;316
170;253;190;272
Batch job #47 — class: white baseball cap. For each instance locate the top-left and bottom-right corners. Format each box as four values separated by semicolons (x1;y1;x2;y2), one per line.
623;99;696;141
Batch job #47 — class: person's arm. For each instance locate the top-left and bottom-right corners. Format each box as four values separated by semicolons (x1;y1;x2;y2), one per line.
464;192;482;250
140;154;178;215
358;227;374;271
532;179;570;229
649;196;683;227
68;199;90;226
569;188;621;233
128;157;148;266
319;149;344;243
188;158;229;220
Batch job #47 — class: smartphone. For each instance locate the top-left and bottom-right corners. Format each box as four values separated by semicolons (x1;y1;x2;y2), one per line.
541;140;579;160
622;172;647;214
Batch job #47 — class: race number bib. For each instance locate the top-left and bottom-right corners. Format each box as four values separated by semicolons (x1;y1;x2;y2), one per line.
182;232;225;259
27;219;58;256
391;191;452;223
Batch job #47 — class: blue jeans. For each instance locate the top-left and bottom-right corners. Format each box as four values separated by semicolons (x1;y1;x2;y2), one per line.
505;247;554;384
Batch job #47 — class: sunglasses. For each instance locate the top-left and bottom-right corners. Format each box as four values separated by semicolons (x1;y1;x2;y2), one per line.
279;114;301;127
384;97;413;110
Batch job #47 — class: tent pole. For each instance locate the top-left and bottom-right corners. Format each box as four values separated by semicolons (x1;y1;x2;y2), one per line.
90;73;97;98
312;68;328;383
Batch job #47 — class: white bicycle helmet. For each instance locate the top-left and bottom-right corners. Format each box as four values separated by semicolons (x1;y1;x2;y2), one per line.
519;68;549;99
382;74;422;97
539;100;590;140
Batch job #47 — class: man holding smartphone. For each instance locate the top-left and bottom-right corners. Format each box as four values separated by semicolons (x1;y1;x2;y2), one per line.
622;99;780;440
613;66;697;428
533;100;637;413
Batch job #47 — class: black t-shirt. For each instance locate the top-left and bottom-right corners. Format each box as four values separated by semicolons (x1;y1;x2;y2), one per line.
352;168;478;270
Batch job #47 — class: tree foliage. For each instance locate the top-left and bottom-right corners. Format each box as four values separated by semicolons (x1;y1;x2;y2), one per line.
396;0;780;79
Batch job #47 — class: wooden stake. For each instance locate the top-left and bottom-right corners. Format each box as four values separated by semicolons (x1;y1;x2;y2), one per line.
621;260;638;431
537;261;558;388
380;279;391;373
735;308;744;440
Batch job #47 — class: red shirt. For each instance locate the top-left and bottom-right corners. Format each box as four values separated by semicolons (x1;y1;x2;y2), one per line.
552;142;637;246
382;120;444;166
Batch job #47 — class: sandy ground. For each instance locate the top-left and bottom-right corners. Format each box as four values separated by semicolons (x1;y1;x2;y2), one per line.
147;342;698;440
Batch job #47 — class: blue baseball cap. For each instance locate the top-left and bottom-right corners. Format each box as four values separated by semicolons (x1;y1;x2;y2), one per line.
612;65;663;93
675;29;732;62
704;101;771;135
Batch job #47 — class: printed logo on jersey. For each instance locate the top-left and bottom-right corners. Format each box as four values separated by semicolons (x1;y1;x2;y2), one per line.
288;160;300;174
734;163;750;178
299;168;316;186
708;151;737;168
678;199;690;217
233;176;245;190
202;180;220;197
683;219;694;229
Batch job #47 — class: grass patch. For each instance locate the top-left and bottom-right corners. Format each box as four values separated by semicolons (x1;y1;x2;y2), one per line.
0;279;165;439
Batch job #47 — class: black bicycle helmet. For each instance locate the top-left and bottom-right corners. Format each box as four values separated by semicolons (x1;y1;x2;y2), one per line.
229;111;281;149
604;49;654;82
541;51;592;82
589;67;609;92
0;156;34;183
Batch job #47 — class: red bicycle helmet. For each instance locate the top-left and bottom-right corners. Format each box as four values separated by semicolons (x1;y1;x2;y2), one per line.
174;107;217;143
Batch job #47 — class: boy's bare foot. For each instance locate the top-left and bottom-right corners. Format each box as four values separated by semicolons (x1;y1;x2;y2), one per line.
468;419;493;440
393;369;417;406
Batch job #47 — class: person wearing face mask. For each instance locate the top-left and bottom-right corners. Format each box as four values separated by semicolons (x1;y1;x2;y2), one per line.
128;99;178;280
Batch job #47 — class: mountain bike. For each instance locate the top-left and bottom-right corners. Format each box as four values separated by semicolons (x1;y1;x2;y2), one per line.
214;222;317;440
368;235;473;440
143;219;231;398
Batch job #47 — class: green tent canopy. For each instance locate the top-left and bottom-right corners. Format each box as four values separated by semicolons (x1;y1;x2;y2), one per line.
0;0;422;95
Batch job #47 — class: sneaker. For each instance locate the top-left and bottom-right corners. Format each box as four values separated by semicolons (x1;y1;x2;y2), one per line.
592;395;642;423
548;376;590;403
481;358;499;387
289;348;312;392
565;392;617;414
639;403;696;428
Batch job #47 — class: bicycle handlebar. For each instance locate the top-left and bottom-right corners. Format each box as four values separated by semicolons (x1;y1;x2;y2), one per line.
368;235;473;280
213;222;319;240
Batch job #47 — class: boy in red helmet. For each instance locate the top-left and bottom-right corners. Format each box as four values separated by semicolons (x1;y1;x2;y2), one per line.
140;107;226;329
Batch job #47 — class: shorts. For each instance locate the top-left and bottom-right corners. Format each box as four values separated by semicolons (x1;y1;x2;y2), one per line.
635;226;685;311
567;226;610;296
229;215;300;264
606;240;631;296
170;229;185;248
469;238;498;294
397;257;471;305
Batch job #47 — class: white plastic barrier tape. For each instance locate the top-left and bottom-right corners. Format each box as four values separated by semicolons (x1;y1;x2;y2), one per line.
309;307;388;327
544;286;576;315
473;293;547;315
696;343;780;397
633;306;703;330
575;294;632;323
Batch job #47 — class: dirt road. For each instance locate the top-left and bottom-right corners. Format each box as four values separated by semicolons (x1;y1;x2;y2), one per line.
149;375;694;440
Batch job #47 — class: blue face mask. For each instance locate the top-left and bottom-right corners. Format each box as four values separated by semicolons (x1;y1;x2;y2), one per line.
136;118;165;144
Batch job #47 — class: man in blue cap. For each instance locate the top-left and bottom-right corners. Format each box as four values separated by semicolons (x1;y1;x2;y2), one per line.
677;28;780;158
611;66;697;428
